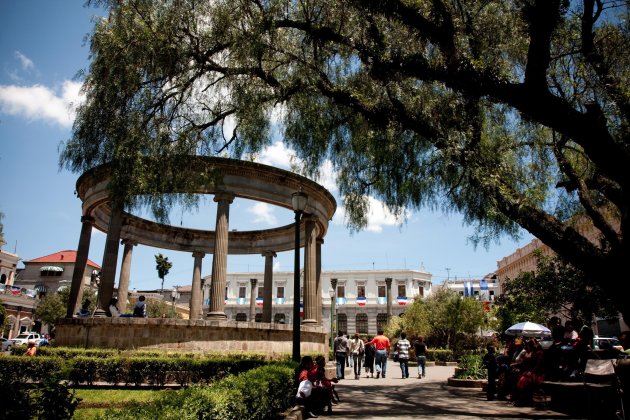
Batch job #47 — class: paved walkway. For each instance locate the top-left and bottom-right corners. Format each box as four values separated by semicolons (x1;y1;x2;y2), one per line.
328;364;578;420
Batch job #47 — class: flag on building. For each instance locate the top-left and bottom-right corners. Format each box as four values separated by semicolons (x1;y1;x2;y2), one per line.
397;296;408;305
336;297;346;305
300;302;304;317
276;297;285;305
377;297;387;305
356;297;366;306
237;297;246;305
464;281;473;297
256;297;263;306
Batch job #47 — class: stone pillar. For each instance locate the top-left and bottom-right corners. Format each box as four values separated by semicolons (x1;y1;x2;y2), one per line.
316;238;323;324
116;239;136;313
302;216;318;326
207;191;234;320
99;201;124;311
67;215;94;318
385;277;393;323
249;278;258;322
262;251;276;323
190;251;205;320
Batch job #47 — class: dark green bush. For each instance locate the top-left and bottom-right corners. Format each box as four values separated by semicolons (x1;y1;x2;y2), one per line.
453;354;487;380
428;349;454;362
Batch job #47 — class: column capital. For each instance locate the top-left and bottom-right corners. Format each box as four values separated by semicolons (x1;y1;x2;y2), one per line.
250;278;258;288
261;250;277;258
192;251;206;259
120;239;137;247
213;191;235;204
385;277;392;287
316;238;324;245
80;215;95;224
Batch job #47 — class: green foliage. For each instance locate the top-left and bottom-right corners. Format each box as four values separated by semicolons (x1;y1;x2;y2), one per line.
0;210;5;247
36;374;82;419
428;349;454;363
399;288;485;349
34;292;67;330
454;354;487;380
99;363;296;420
0;303;7;333
155;253;173;292
495;251;620;337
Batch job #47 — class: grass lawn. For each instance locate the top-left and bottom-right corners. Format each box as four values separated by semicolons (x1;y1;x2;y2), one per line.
72;389;168;419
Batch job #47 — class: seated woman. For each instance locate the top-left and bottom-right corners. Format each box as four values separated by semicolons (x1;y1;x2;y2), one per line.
512;338;545;406
294;356;321;418
314;355;338;413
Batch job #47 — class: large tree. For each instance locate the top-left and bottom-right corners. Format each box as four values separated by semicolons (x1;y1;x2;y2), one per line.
63;1;630;321
155;253;172;293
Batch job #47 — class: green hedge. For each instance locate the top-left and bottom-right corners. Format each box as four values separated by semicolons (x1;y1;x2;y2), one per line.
36;347;277;361
98;363;296;420
427;349;454;362
0;355;268;386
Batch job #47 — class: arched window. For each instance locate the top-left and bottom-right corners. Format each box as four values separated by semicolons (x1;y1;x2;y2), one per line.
255;313;262;322
337;313;348;335
235;313;247;322
376;313;388;332
274;313;286;324
356;313;368;334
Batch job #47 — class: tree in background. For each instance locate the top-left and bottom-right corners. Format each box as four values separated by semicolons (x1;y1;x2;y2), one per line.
34;288;96;332
64;1;630;322
147;298;180;319
496;250;618;334
154;253;172;293
396;288;484;349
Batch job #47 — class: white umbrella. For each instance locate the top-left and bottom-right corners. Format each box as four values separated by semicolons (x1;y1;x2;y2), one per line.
505;321;551;337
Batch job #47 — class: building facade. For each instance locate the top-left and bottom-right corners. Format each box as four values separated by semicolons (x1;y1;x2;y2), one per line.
202;268;432;336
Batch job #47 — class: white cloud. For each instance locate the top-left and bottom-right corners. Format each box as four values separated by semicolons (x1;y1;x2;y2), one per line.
254;141;295;169
0;80;85;128
247;202;278;225
333;196;407;233
315;159;338;194
15;51;34;71
273;261;282;272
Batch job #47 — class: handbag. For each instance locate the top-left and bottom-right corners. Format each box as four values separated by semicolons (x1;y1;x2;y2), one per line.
393;351;399;362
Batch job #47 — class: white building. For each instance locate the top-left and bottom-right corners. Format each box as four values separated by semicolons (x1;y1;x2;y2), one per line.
202;268;432;335
444;274;500;302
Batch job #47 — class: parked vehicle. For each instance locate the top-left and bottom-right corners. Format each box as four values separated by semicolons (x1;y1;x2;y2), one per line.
1;337;11;351
7;332;41;350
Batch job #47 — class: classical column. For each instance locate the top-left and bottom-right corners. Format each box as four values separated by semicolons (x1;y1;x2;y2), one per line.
316;238;323;324
331;278;338;337
99;201;124;311
385;277;393;323
207;191;234;320
249;278;258;322
66;215;94;318
262;251;276;323
116;239;136;313
190;251;205;320
302;216;318;326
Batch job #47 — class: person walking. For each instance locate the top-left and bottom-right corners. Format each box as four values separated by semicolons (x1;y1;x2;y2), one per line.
413;335;428;379
368;330;391;379
349;333;365;379
333;330;349;379
396;331;411;379
364;339;376;378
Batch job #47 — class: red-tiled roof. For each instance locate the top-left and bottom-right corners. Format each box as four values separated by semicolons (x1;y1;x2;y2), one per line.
26;250;101;269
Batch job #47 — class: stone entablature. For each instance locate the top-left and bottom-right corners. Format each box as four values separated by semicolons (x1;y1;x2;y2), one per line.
54;317;327;355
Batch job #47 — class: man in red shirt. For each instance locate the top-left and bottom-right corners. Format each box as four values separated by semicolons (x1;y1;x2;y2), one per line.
368;330;391;378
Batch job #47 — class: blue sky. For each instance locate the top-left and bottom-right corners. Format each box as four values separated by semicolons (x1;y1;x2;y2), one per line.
0;1;533;291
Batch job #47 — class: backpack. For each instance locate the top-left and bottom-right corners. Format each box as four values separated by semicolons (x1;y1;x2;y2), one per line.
133;304;144;317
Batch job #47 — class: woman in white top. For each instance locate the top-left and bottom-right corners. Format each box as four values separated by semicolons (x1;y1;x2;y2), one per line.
350;333;365;379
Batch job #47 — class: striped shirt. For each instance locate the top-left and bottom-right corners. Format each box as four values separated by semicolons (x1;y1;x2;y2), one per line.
396;338;411;360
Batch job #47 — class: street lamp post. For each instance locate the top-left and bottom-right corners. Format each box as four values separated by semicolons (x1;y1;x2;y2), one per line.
328;287;335;351
292;191;308;362
171;286;180;318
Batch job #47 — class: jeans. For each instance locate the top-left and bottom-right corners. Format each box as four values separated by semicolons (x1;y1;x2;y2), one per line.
399;358;409;378
352;353;362;377
375;349;388;377
417;355;427;377
336;352;346;379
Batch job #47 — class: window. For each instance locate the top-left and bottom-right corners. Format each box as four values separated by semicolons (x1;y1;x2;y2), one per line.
337;285;345;298
337;313;348;334
277;286;284;299
257;287;264;298
378;285;386;298
225;286;228;300
238;286;246;299
376;313;388;332
356;313;368;334
397;284;406;297
357;285;365;298
255;313;262;322
235;313;247;321
274;313;286;324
